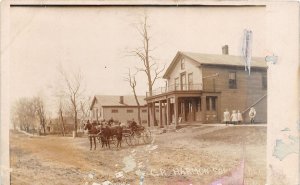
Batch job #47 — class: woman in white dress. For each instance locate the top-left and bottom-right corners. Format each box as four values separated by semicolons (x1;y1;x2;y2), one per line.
223;109;230;126
231;110;238;125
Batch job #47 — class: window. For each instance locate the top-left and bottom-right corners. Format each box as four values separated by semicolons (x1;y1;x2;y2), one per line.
181;58;185;70
181;73;186;90
206;96;217;111
188;73;193;90
111;109;118;113
180;102;185;114
188;102;193;113
127;109;134;113
175;78;179;90
142;120;147;124
262;73;267;89
142;109;147;113
229;72;237;89
196;98;201;112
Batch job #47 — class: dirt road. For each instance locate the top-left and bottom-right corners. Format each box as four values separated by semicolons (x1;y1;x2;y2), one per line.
10;125;266;185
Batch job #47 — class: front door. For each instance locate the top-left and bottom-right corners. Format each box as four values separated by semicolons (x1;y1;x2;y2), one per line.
206;96;218;123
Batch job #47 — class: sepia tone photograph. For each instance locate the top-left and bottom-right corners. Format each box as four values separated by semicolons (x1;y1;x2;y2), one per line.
1;1;300;185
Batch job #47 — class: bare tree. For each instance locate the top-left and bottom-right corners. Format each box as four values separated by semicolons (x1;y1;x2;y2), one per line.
58;100;66;136
125;69;141;125
58;67;85;137
79;97;91;130
129;16;165;126
33;96;47;135
11;97;37;133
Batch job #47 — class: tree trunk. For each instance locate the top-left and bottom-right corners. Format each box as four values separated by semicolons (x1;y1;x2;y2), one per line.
59;109;65;136
42;120;46;135
137;106;141;125
74;109;78;137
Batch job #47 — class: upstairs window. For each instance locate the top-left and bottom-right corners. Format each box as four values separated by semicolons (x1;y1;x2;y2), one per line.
175;77;179;90
181;58;185;70
111;109;118;113
229;72;237;89
127;109;133;113
188;73;193;90
262;73;267;89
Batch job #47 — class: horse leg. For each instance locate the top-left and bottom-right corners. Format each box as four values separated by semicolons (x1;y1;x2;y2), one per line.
93;137;96;150
101;138;104;148
107;137;110;149
89;136;92;150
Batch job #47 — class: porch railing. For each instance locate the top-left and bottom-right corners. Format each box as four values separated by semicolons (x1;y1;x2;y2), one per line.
146;83;203;97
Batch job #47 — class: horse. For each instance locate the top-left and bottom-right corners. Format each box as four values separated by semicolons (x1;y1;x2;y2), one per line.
99;123;123;149
84;121;99;150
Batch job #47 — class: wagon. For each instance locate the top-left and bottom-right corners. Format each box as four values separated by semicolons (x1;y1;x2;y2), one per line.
96;125;152;147
123;125;152;146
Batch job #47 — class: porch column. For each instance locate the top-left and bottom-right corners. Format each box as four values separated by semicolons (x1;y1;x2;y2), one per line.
159;100;163;128
183;99;186;122
153;102;157;126
166;98;171;125
192;99;197;122
201;95;207;124
164;102;167;126
147;103;150;127
174;96;178;128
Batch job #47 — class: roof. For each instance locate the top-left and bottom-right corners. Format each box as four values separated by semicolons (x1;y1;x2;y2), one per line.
163;51;267;78
90;95;147;109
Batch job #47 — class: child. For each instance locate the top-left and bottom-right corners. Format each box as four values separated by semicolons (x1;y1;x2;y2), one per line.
223;109;230;126
237;110;243;124
231;110;238;125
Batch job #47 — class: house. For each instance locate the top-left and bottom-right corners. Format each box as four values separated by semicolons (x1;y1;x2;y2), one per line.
89;95;162;126
145;46;267;126
46;117;78;135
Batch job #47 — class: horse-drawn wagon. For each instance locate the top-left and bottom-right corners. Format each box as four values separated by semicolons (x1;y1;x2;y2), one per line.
87;121;152;149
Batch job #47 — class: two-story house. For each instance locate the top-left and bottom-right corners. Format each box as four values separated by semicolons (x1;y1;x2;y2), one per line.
145;47;267;127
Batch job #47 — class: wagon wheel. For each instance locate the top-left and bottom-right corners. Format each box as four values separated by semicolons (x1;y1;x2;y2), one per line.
142;129;152;144
131;132;140;146
124;134;133;146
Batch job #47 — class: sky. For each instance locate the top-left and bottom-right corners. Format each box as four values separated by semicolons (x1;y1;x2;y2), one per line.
9;6;266;115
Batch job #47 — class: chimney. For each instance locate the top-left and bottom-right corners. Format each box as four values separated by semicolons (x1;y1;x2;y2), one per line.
222;45;229;55
119;96;124;104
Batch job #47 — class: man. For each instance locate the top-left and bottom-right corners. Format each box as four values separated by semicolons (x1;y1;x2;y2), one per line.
116;122;123;148
249;107;256;124
131;118;138;132
223;109;230;126
108;117;114;126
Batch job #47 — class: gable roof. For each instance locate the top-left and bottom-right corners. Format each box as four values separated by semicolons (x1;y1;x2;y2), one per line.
90;95;146;109
163;51;267;78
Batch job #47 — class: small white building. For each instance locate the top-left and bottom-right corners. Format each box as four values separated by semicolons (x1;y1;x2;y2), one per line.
89;95;163;126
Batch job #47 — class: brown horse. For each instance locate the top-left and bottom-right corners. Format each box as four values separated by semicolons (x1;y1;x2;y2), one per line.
99;124;123;149
84;120;99;150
